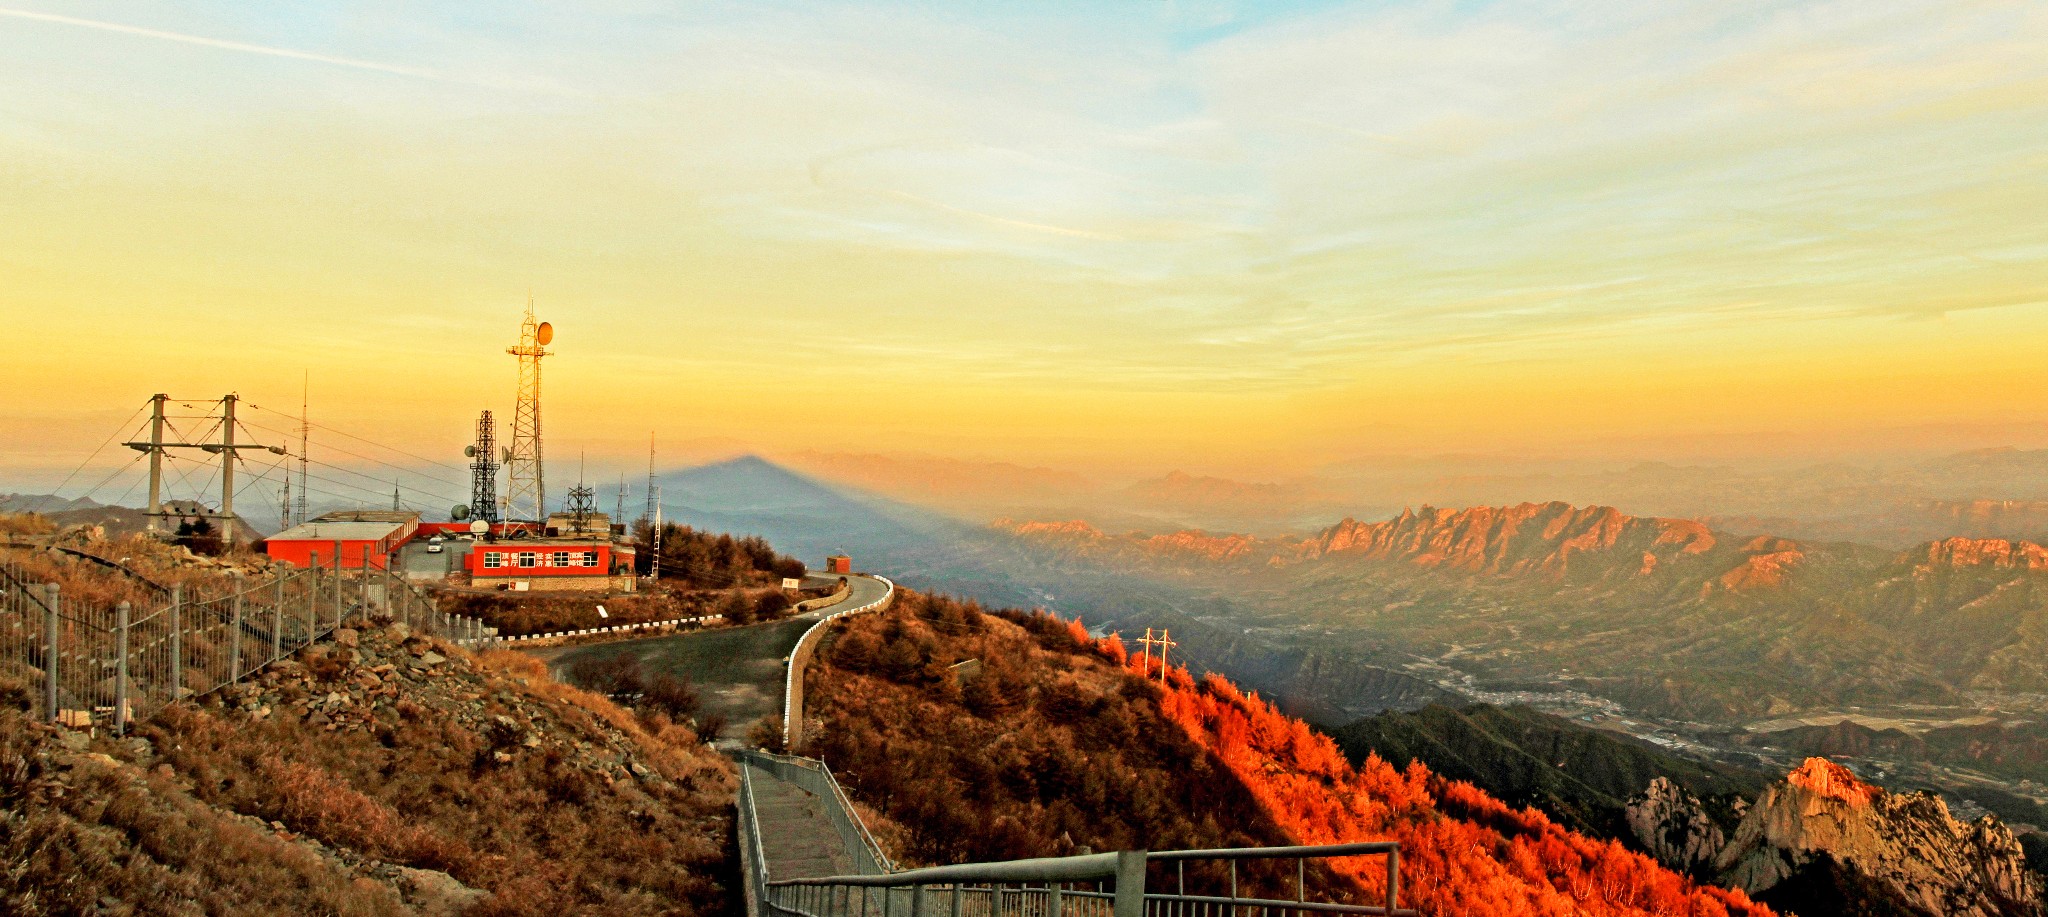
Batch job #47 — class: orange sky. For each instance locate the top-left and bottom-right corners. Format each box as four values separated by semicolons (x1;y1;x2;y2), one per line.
4;1;2048;502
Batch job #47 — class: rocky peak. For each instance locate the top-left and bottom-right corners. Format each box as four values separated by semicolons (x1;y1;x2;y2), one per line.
993;519;1106;541
1303;502;1719;580
1631;756;2047;916
1911;538;2048;571
1784;756;1881;806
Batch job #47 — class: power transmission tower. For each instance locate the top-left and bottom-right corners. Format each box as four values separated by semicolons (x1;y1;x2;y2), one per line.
128;394;283;548
466;410;501;523
614;475;627;527
504;300;552;522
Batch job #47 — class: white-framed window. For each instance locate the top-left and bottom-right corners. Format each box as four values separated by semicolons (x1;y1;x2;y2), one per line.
517;552;538;568
583;550;600;567
551;551;572;568
483;553;504;569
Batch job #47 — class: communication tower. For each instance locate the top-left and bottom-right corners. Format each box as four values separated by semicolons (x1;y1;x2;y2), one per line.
466;410;502;523
294;373;309;527
504;301;552;522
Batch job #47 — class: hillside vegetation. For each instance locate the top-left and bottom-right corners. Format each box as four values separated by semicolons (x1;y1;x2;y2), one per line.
0;623;738;916
1330;703;1766;844
805;592;1773;917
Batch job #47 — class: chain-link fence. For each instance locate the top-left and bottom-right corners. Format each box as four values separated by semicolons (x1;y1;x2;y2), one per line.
0;553;497;733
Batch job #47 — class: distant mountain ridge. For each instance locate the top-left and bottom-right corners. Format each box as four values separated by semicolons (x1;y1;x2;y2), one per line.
989;500;2048;722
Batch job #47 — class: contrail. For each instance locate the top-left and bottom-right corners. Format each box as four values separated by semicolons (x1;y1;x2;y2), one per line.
0;6;440;79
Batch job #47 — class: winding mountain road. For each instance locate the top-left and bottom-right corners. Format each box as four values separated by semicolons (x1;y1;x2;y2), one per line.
525;573;891;739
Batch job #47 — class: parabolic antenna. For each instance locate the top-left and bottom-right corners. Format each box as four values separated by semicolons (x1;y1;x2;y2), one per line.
469;520;489;536
502;446;514;463
452;504;470;521
464;445;477;458
536;321;554;345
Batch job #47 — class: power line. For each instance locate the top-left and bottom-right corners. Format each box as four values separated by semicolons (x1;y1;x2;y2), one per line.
237;416;466;490
46;401;148;500
243;401;468;474
298;455;458;505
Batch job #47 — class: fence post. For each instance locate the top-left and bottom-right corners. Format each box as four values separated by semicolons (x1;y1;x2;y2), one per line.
1384;849;1398;916
42;584;59;724
228;574;244;683
332;540;344;631
271;575;284;662
168;585;182;700
305;568;317;644
1113;851;1146;917
114;601;130;735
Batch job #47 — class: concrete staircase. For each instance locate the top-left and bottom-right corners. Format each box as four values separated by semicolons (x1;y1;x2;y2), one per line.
747;763;860;880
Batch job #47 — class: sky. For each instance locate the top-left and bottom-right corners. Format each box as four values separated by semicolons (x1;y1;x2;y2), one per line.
4;0;2048;502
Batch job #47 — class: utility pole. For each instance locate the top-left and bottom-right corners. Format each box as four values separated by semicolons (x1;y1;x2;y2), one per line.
295;373;309;527
142;394;167;532
1136;628;1176;683
1155;628;1176;684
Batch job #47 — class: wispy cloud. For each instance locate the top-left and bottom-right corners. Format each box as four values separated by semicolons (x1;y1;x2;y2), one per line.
0;6;439;79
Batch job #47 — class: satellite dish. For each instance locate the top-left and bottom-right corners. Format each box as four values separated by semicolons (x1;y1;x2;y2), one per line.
464;445;477;458
452;504;470;521
469;520;489;536
536;321;554;345
502;446;514;463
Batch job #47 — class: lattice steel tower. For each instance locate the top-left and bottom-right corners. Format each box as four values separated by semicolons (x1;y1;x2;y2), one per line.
504;303;552;522
467;409;502;523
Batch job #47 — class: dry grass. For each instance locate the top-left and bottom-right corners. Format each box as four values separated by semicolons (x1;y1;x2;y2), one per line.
0;682;412;916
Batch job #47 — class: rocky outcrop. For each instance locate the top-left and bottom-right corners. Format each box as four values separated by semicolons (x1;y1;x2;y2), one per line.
1629;777;1734;879
1632;757;2046;917
1912;537;2048;571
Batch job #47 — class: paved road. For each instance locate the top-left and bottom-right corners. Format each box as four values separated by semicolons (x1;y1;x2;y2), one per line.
525;574;889;739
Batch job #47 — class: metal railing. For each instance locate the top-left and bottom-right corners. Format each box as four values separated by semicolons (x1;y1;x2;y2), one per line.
740;749;895;878
784;574;895;749
762;844;1414;917
735;750;1414;917
0;552;499;732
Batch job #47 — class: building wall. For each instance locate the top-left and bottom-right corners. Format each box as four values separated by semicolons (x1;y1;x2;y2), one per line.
465;543;623;577
471;573;637;593
265;538;397;569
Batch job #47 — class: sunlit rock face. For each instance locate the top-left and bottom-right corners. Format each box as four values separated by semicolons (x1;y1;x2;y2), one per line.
1634;757;2046;917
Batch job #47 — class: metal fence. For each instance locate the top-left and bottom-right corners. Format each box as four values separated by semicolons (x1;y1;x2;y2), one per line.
762;845;1414;917
735;749;1415;917
0;551;498;733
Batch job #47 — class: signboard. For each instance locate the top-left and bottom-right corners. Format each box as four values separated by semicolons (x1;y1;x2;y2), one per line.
781;578;801;590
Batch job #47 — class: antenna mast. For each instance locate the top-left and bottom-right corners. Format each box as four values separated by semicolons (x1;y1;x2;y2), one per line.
294;373;309;526
644;433;660;580
504;299;552;522
467;410;502;523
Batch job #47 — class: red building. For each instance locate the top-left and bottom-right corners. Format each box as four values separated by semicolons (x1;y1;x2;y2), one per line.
263;511;421;570
826;554;852;574
467;537;637;592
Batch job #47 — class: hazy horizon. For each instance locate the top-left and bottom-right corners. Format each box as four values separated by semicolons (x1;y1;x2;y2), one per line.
6;0;2048;488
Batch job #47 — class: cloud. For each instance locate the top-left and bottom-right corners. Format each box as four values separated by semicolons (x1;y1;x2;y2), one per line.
0;6;440;80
